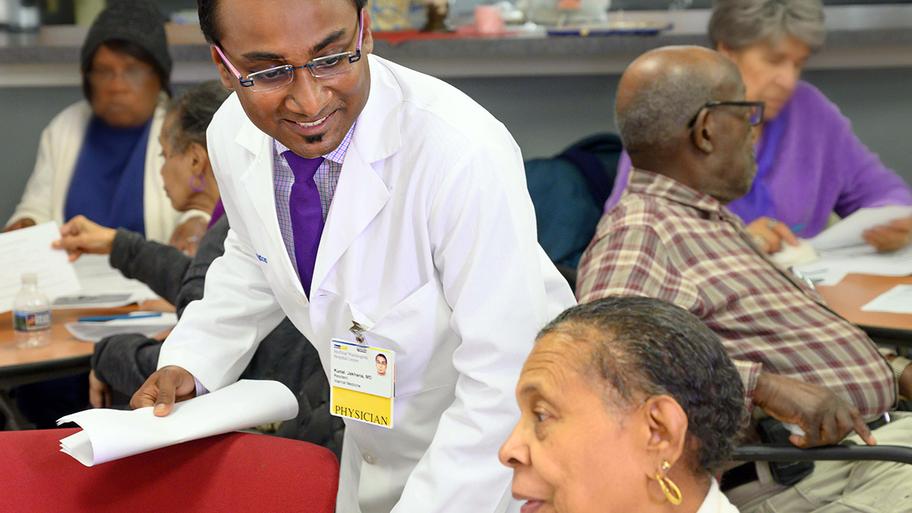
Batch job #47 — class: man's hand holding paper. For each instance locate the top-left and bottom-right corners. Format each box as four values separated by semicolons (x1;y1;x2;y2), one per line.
59;379;298;467
130;365;197;416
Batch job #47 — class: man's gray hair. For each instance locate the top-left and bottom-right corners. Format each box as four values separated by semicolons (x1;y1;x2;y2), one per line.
709;0;825;51
615;66;717;155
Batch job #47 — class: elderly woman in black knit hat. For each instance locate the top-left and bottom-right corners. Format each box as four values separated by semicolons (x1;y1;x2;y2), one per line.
7;0;204;429
5;0;207;254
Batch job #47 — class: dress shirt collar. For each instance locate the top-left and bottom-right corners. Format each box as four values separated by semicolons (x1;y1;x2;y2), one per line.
629;168;726;216
273;121;357;165
696;479;739;513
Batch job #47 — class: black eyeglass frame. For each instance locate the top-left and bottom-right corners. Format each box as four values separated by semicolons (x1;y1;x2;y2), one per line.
688;100;765;128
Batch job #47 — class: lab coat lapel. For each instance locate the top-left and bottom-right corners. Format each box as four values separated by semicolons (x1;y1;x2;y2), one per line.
237;125;309;298
310;138;390;295
311;55;401;294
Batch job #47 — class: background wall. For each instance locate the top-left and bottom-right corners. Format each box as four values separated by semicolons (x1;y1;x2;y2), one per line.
2;67;911;223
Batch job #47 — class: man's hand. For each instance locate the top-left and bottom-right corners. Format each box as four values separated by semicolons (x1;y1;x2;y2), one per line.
89;370;112;408
863;216;912;253
752;372;876;448
3;217;36;232
52;215;116;261
746;217;799;254
130;365;197;416
169;217;209;257
897;360;912;399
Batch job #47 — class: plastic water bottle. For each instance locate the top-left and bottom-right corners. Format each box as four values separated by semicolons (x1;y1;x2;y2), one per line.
12;273;51;348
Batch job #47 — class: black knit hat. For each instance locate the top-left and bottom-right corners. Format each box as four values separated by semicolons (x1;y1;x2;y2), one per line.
80;0;172;95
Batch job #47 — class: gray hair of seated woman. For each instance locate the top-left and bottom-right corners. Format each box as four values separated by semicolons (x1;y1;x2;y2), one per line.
165;80;231;153
709;0;825;51
538;296;746;474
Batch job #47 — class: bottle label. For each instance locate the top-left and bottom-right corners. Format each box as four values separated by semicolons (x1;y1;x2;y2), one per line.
13;310;51;332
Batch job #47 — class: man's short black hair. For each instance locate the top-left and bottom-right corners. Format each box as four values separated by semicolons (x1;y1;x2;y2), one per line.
198;0;368;45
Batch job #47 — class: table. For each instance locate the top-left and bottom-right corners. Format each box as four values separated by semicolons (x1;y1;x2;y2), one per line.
817;273;912;345
0;307;133;429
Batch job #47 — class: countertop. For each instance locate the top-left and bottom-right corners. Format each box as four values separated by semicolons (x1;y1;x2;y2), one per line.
2;5;912;86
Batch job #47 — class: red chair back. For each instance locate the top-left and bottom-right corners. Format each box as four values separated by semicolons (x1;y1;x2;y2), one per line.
0;428;339;513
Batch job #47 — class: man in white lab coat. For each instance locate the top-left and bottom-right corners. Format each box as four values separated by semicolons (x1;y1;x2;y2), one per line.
130;1;575;512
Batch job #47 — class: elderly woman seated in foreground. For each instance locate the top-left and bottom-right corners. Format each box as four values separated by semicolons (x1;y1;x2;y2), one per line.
500;296;745;513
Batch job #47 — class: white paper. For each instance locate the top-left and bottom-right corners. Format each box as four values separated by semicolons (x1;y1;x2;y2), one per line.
0;222;80;312
57;379;298;466
68;254;159;305
809;205;912;252
53;293;134;309
861;285;912;314
795;244;912;286
64;312;178;342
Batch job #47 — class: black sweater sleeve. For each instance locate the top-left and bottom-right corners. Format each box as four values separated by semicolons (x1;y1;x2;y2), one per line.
108;229;192;305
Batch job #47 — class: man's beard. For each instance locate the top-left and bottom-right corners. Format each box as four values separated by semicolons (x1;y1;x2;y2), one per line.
304;134;324;144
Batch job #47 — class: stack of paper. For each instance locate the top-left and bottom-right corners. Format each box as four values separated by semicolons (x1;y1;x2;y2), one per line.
795;244;912;286
66;254;159;307
57;380;299;466
788;206;912;286
64;312;178;342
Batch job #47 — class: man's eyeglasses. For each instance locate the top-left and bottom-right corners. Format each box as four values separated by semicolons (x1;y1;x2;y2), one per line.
213;9;365;93
688;101;765;128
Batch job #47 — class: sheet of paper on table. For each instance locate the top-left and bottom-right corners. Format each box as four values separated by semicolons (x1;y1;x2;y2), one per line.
56;254;159;308
64;312;178;342
57;380;299;467
860;285;912;314
0;222;80;312
780;206;912;286
794;244;912;286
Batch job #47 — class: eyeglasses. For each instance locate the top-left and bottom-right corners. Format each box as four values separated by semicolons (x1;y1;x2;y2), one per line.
213;9;365;93
87;67;154;88
688;100;765;128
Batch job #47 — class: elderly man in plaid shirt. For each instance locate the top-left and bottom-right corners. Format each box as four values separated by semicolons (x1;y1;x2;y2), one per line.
578;45;912;513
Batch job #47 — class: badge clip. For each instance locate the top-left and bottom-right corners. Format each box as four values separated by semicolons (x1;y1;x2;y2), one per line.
350;321;366;344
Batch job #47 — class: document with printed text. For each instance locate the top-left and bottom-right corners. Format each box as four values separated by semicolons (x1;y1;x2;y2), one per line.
0;222;80;312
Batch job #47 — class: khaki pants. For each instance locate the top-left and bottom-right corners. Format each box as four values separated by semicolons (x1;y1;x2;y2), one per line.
729;414;912;513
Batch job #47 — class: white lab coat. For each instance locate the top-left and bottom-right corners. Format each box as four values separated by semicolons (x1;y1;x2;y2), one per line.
8;95;182;242
157;55;575;512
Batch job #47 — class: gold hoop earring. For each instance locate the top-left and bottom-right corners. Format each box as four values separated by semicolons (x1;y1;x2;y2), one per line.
656;460;683;506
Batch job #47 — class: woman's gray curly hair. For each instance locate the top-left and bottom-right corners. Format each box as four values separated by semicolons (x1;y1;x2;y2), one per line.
709;0;826;51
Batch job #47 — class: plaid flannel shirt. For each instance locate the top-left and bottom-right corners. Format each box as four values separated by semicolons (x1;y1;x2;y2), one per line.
577;169;896;417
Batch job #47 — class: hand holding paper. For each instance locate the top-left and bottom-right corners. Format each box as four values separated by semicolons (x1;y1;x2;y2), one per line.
58;379;298;467
862;216;912;253
52;215;117;262
131;365;198;416
810;206;912;252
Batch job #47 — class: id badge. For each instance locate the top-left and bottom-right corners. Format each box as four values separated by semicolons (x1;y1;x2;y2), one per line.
330;338;395;429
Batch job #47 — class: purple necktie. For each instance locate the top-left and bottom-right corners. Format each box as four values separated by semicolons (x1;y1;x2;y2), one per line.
282;151;325;297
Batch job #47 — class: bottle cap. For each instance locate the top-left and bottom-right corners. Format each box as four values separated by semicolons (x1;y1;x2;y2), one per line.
21;272;38;285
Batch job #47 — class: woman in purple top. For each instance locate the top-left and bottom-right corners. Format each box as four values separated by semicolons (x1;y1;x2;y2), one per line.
607;0;912;254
